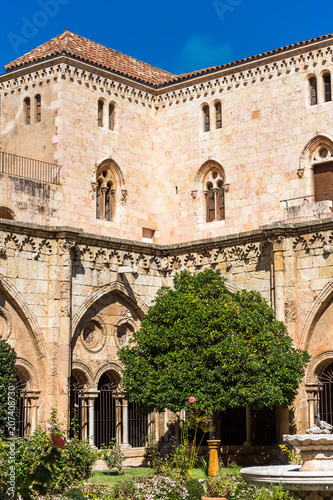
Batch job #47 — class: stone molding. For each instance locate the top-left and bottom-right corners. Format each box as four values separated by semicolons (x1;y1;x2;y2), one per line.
93;361;122;386
305;351;333;383
0;273;46;358
1;40;333;106
15;357;40;389
71;361;94;388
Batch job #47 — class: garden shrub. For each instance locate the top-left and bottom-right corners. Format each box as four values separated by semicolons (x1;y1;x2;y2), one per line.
135;475;188;500
63;487;85;500
101;438;124;475
185;478;205;500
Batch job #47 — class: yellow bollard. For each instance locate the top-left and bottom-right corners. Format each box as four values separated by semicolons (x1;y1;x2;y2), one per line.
207;439;221;477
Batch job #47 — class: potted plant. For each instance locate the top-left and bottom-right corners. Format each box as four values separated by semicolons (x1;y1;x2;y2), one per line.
202;474;233;500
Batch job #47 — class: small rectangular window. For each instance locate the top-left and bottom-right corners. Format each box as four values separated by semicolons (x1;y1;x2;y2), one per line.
98;100;103;127
203;106;210;132
109;103;115;130
309;77;317;106
35;95;41;123
215;102;222;129
142;228;155;243
324;74;332;103
24;98;31;125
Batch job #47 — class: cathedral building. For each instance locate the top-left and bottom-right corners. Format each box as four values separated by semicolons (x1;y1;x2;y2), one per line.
1;29;333;463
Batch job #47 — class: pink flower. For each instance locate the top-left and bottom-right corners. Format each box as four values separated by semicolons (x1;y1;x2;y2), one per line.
74;403;79;408
51;434;65;449
45;423;51;430
188;397;196;403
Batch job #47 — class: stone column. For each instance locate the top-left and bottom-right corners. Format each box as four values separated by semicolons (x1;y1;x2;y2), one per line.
243;406;252;446
83;389;100;446
121;399;131;448
271;237;285;322
101;187;107;219
213;188;219;220
305;383;320;428
276;406;290;441
26;390;40;434
115;396;122;444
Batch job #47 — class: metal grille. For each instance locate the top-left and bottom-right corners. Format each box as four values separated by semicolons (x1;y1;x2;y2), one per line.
17;389;29;437
319;363;333;425
128;402;148;447
0;151;61;185
69;377;84;440
94;374;117;448
251;407;276;445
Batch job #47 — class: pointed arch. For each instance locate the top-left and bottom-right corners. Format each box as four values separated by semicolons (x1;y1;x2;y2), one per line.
92;156;126;191
0;273;46;358
71;281;148;343
194;158;226;191
94;361;123;385
300;279;333;351
299;134;333;176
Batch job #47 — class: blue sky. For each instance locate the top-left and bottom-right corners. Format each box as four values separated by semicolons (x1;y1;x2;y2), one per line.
0;0;332;76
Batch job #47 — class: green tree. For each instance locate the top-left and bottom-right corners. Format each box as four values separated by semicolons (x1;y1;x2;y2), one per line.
0;337;17;435
118;269;310;414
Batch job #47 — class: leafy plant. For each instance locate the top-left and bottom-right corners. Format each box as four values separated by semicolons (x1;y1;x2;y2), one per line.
206;473;234;498
185;478;205;500
101;438;124;475
119;269;310;415
63;488;85;500
0;338;17;437
135;475;188;500
279;444;302;465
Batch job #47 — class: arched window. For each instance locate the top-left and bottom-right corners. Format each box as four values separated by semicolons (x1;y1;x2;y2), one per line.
323;73;332;103
96;166;114;221
312;143;333;204
203;105;210;132
309;76;317;106
24;98;31;125
35;94;41;123
109;103;115;130
98;99;104;127
204;169;225;222
215;102;222;129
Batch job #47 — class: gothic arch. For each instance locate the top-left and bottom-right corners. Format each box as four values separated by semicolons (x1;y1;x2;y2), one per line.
71;281;148;343
298;133;333;178
194;159;226;191
300;279;333;351
0;273;46;358
305;351;333;383
92;156;126;191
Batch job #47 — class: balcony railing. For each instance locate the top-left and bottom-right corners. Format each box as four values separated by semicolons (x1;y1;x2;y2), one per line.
0;151;61;185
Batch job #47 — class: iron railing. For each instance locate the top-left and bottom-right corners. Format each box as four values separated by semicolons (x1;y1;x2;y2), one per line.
0;151;61;185
281;192;330;208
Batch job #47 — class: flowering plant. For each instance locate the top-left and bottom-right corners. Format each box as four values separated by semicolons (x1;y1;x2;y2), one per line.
184;397;211;476
135;475;188;500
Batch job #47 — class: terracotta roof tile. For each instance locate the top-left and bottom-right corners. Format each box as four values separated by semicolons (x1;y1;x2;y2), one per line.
5;30;176;87
5;31;333;88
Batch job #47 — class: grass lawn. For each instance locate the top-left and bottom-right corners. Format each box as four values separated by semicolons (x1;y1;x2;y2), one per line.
89;467;206;485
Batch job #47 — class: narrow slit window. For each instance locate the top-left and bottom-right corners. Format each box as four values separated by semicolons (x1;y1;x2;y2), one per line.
109;103;115;130
98;100;104;127
309;77;317;106
324;73;332;103
215;102;222;129
24;98;31;125
35;94;41;123
203;105;210;132
206;183;215;221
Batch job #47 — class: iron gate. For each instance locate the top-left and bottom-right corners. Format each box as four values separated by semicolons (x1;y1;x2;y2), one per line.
319;363;333;425
17;389;29;437
128;402;148;447
69;376;84;439
94;373;117;448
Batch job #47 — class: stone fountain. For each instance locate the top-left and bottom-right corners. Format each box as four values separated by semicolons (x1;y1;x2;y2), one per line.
240;421;333;500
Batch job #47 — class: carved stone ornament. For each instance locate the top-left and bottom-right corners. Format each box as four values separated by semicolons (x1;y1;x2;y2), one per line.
297;168;305;178
81;319;106;353
191;190;198;199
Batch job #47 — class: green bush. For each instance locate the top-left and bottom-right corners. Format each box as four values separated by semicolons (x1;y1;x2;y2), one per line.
63;487;85;500
185;478;205;500
101;438;124;475
0;409;98;495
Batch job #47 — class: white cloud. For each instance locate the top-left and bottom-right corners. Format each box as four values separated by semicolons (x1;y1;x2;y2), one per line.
173;34;233;74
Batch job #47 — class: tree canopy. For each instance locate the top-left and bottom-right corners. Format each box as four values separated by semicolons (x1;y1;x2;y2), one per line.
118;269;310;414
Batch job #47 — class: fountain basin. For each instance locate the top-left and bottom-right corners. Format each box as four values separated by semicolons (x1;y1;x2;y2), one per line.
240;464;333;492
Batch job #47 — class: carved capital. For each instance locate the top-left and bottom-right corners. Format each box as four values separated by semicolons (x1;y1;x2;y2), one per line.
297;168;304;179
223;183;230;193
191;190;198;199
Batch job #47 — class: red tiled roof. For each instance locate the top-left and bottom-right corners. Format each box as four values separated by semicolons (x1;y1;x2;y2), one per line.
5;30;333;88
5;30;176;87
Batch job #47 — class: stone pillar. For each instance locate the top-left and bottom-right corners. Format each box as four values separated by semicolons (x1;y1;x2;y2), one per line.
213;188;219;220
26;390;40;434
101;187;107;219
164;409;169;442
116;396;122;444
276;406;290;441
83;389;99;446
305;383;320;428
271;238;285;322
121;399;131;448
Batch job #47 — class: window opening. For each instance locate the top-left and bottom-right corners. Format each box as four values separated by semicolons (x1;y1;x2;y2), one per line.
203;105;210;132
35;94;41;123
215;102;222;129
96;167;114;221
309;77;317;106
324;73;332;103
24;98;31;125
109;103;115;130
98;100;104;127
